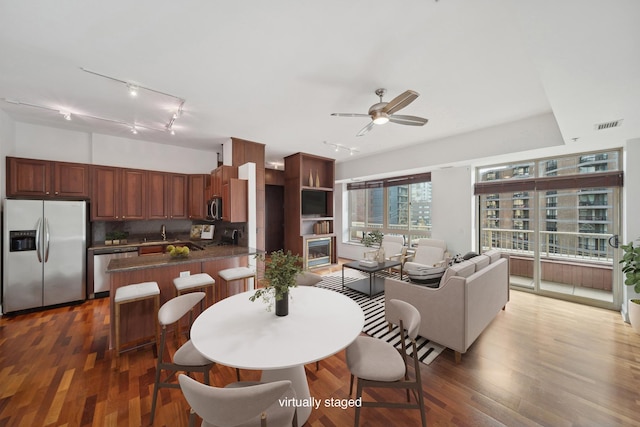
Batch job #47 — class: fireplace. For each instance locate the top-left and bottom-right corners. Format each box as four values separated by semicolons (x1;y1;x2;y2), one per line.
306;237;332;269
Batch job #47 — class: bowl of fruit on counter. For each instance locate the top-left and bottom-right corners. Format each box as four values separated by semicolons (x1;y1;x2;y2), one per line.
166;244;190;258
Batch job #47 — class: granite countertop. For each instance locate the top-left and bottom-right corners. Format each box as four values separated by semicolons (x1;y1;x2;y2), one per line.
106;245;260;273
89;235;207;251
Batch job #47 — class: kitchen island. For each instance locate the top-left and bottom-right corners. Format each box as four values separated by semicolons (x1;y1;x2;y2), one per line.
106;245;261;351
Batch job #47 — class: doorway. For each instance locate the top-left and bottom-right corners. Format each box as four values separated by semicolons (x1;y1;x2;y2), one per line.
265;185;284;253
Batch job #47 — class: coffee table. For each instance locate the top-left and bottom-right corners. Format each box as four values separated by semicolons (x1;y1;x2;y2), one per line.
342;259;402;297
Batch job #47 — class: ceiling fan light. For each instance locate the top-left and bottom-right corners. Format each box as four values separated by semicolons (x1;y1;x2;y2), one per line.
372;111;389;125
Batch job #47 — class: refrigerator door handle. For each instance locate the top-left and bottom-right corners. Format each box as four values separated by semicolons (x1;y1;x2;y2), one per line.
44;218;51;262
35;218;43;263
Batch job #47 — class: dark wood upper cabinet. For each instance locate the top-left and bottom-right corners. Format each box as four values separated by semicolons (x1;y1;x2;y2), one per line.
168;173;188;220
91;166;146;220
7;157;89;198
188;174;210;220
91;165;120;220
147;171;169;220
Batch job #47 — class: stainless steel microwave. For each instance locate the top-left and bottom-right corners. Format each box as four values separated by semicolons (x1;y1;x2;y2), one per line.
207;197;222;221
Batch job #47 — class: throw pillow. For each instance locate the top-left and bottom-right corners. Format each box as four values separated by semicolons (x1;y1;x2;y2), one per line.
295;271;323;286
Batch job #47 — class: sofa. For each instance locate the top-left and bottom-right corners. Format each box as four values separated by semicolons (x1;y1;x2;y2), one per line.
385;250;509;362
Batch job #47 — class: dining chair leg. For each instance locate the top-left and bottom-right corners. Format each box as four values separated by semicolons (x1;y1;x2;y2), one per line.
349;374;354;396
354;379;364;427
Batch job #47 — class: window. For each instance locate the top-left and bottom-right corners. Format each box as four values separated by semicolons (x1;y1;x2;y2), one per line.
347;173;431;246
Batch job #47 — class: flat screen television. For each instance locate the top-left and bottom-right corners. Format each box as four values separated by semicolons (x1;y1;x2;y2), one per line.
301;190;327;216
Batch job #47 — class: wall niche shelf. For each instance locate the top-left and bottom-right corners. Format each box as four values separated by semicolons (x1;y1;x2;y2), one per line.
284;152;336;268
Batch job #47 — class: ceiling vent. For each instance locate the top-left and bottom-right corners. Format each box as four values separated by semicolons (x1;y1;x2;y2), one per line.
594;119;623;130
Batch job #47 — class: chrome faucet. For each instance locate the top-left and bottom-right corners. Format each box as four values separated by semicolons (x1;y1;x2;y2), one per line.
161;224;166;241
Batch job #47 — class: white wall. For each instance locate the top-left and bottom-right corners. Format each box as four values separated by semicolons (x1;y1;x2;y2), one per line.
336;112;564;181
431;166;473;256
15;122;92;163
9;121;218;174
0;110;16;200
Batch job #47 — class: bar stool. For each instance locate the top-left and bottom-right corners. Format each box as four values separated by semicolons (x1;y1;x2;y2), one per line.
173;273;216;339
218;266;256;298
114;281;160;360
173;273;216;307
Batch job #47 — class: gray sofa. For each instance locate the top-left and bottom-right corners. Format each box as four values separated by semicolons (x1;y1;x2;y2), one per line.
385;250;509;362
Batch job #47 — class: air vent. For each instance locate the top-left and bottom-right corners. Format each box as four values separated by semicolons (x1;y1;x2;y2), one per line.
594;119;623;130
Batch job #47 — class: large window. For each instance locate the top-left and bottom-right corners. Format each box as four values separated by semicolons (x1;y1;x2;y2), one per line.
476;149;623;308
347;173;431;245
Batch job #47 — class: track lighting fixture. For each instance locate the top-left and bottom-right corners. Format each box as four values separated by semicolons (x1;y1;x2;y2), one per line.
127;84;139;97
323;141;359;156
2;98;182;137
80;67;186;131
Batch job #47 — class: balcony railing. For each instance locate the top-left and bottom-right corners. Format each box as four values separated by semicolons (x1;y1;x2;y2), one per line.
480;228;614;262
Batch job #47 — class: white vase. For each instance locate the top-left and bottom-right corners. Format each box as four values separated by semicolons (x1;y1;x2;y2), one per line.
376;247;385;263
628;299;640;334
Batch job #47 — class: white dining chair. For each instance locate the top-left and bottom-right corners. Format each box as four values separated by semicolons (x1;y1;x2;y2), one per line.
179;374;299;427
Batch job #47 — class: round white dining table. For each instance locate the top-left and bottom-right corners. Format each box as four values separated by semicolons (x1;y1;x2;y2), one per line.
190;285;365;424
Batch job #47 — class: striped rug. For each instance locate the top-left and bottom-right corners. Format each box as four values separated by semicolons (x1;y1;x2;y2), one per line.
316;270;444;365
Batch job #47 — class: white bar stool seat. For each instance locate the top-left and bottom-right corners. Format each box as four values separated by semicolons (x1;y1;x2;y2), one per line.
173;273;216;303
114;281;160;360
218;267;256;298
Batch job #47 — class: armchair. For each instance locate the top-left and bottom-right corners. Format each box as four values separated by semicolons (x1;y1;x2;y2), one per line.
404;238;447;272
380;235;407;264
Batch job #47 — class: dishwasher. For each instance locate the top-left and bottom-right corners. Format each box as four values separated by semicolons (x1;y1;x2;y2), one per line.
91;246;139;297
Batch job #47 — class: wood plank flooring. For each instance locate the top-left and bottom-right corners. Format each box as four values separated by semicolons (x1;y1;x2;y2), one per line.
1;264;639;426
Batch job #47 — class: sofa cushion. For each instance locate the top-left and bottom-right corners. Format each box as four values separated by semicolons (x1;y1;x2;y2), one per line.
470;254;490;272
439;261;476;286
450;260;475;278
483;249;501;263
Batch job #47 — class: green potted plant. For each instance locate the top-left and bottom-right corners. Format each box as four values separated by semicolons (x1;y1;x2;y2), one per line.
620;239;640;333
250;250;303;316
361;230;384;262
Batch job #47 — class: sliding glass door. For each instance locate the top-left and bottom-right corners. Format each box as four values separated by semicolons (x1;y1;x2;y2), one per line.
478;150;623;309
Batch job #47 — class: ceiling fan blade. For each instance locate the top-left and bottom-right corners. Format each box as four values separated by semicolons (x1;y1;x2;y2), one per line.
382;90;419;115
331;113;370;118
388;114;428;126
356;121;375;137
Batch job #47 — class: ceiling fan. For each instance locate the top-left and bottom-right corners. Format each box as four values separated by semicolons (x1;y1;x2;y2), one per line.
331;88;428;136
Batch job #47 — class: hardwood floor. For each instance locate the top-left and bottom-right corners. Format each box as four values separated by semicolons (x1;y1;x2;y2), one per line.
1;265;639;426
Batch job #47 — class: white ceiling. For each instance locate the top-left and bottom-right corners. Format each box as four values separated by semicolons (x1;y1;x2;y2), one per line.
0;1;638;168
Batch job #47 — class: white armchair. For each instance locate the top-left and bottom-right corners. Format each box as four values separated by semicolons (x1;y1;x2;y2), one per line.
380;235;407;264
404;238;447;272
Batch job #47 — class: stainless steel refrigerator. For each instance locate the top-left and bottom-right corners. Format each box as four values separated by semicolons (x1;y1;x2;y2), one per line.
2;199;86;313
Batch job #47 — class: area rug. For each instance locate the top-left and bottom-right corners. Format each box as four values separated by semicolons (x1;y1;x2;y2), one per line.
316;270;444;365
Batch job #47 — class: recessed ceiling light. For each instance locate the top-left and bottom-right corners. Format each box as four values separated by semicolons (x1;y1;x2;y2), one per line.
131;125;138;134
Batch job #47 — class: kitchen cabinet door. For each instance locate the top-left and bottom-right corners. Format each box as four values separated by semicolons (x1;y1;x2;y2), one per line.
188;174;208;219
7;157;51;197
91;166;121;220
222;178;247;222
169;173;188;219
54;161;90;198
147;171;169;220
120;169;147;220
